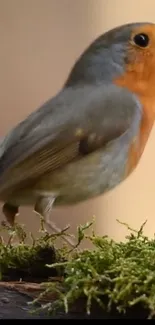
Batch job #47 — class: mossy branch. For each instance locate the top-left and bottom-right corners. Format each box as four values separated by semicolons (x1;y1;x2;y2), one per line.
32;218;155;318
0;216;155;319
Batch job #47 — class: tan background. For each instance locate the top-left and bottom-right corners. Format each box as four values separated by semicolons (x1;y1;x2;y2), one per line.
0;0;155;247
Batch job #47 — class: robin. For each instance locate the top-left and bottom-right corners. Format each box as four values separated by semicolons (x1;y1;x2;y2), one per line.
0;22;154;246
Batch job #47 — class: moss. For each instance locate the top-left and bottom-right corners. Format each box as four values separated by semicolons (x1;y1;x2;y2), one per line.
0;220;67;281
32;219;155;319
1;217;155;318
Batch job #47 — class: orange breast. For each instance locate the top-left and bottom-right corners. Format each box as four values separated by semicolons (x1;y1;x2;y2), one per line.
114;74;155;177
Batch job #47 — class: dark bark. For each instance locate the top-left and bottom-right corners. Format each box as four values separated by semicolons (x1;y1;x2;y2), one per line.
0;284;150;319
0;286;49;319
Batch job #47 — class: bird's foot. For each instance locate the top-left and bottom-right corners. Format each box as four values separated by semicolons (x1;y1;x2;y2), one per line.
34;195;77;248
42;216;76;248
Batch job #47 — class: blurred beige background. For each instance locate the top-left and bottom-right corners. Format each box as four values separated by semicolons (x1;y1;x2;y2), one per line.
0;0;155;246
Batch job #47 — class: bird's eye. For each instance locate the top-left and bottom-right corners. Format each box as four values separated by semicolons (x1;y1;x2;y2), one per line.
133;33;149;48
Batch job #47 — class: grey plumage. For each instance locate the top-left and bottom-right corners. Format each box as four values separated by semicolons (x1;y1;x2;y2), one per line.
0;84;141;199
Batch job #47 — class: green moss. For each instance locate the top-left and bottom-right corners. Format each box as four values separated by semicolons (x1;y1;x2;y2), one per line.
32;219;155;318
1;217;155;318
0;220;67;281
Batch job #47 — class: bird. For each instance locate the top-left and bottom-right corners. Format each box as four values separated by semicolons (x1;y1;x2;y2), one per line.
0;22;154;247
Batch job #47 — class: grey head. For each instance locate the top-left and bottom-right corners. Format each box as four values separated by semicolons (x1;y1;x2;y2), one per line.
65;22;152;86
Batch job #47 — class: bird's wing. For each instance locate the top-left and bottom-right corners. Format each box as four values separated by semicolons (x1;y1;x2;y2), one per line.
0;84;142;194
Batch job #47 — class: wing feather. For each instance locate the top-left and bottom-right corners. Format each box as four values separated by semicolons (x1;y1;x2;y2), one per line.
0;84;142;195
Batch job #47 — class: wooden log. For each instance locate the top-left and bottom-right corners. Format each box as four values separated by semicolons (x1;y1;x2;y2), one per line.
0;282;150;319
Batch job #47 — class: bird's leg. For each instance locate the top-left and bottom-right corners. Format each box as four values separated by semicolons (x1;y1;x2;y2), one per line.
34;196;76;248
2;202;19;227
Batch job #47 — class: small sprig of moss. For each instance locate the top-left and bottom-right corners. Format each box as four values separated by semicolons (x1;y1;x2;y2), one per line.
31;219;155;319
0;219;69;281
